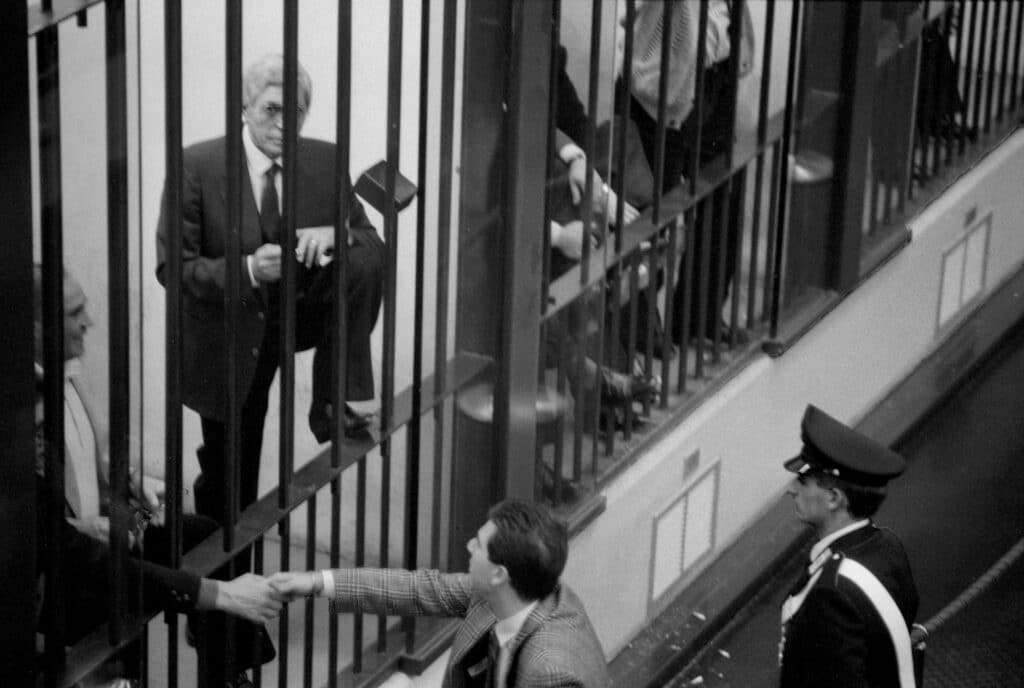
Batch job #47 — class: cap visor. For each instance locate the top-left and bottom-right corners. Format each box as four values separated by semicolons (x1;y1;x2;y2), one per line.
784;455;808;473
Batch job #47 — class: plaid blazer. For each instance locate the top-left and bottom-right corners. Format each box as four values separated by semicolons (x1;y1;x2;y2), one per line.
330;568;610;688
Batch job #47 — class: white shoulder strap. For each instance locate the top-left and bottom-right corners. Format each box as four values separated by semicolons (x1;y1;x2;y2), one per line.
837;557;916;688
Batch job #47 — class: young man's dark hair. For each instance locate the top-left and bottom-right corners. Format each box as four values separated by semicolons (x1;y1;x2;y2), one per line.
486;499;568;601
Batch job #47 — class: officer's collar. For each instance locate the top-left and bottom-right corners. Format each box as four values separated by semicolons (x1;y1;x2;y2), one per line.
809;519;870;565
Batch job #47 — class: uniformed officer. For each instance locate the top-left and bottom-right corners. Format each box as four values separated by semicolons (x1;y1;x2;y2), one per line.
778;405;920;688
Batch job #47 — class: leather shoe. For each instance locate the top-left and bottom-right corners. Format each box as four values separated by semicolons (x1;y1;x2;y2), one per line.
598;369;658;404
309;403;372;443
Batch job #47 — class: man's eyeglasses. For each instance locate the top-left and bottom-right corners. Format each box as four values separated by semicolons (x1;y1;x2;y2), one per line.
255;102;307;121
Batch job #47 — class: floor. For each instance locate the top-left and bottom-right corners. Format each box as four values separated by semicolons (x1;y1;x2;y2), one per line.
665;325;1024;687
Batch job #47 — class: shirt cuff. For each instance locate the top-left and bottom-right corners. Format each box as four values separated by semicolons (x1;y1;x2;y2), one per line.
559;142;586;166
246;255;259;288
196;578;218;610
319;569;335;599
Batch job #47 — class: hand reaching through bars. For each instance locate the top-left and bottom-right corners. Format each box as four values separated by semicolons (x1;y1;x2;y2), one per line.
206;573;287;624
267;570;324;601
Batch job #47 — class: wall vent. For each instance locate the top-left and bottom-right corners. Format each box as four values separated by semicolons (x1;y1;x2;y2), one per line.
938;213;991;331
649;462;720;607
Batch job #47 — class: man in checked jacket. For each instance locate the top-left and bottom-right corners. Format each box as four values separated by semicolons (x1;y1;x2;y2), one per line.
270;499;610;687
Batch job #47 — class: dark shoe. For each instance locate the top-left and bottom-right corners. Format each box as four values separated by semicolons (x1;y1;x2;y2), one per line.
598;369;658;404
227;672;255;688
540;464;582;504
309;402;372;442
720;322;750;347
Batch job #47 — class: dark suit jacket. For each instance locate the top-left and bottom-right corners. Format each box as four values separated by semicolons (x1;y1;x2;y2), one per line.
155;136;381;421
780;525;919;688
328;568;610;688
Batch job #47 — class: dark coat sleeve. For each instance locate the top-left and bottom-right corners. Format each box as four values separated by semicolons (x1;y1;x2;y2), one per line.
155;142;257;303
555;45;590;146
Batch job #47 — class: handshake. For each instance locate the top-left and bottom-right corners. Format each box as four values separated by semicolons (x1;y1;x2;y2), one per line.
214;571;326;624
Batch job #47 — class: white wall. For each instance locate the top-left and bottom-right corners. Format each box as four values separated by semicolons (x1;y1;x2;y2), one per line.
561;130;1024;657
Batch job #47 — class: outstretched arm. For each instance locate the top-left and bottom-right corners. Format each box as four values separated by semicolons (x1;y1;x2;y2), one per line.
270;568;473;619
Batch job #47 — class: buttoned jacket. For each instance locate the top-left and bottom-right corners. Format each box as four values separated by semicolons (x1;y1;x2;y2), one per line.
329;568;610;688
155;136;378;421
779;524;919;688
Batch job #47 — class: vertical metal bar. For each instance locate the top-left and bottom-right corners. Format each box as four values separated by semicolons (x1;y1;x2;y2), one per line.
929;6;942;177
0;4;34;684
747;0;775;330
106;0;131;646
769;0;803;339
947;0;966;166
611;0;636;403
1010;0;1024;111
675;210;695;394
659;217;679;408
431;0;457;570
253;536;265;688
584;0;606;468
352;459;367;672
279;0;299;510
713;182;733;360
686;0;710;195
36;20;68;684
304;496;317;687
652;0;677;223
327;476;341;687
961;0;979;155
537;0;558;501
223;0;243;552
278;515;291;688
329;3;352;682
163;1;184;684
614;0;636;247
727;171;745;349
404;0;431;651
332;0;353;465
376;0;404;652
984;0;999;132
280;6;300;685
761;143;782;323
972;0;989;136
224;2;244;682
998;0;1012;120
694;196;712;377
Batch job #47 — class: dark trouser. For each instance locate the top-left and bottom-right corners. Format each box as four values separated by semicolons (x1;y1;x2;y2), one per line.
194;241;384;522
625;89;741;344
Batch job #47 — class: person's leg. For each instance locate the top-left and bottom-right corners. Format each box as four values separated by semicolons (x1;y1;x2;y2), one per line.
193;329;278;687
302;234;384;441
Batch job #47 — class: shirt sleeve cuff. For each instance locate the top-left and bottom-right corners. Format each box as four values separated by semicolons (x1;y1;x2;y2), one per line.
246;254;259;288
197;578;218;610
319;569;335;599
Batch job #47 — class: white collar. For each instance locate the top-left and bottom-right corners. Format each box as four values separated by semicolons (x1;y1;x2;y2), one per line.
34;358;83;380
493;600;538;648
809;519;870;564
242;124;281;177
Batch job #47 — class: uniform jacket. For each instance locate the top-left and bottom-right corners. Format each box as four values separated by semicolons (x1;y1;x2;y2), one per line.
329;568;610;688
155;136;380;421
779;524;919;688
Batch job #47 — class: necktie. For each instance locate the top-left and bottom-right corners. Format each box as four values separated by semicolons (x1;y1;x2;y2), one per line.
260;163;280;243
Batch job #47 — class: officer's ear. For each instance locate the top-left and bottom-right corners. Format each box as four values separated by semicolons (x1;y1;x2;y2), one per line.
825;485;848;512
